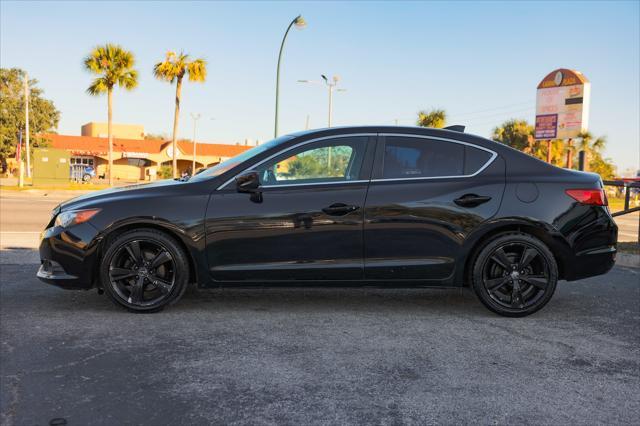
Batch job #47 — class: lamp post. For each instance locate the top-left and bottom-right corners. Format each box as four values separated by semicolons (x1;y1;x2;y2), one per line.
24;72;31;178
274;14;306;138
298;75;346;127
190;113;201;175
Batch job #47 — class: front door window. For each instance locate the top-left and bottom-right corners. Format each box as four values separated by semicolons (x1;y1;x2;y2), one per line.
255;137;368;186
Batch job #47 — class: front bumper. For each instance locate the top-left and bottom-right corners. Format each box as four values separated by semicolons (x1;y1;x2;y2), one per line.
37;222;101;290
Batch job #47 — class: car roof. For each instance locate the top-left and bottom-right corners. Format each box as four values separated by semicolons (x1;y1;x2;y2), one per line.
285;125;574;178
287;125;497;150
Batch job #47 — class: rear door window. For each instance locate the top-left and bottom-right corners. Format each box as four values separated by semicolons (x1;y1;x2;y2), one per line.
383;137;464;178
381;136;493;179
464;146;492;175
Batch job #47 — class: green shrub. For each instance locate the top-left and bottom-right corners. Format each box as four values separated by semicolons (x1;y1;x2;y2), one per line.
158;165;173;179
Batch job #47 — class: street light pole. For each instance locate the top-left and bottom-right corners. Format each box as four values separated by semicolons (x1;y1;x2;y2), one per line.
299;75;346;128
274;14;306;138
327;83;333;128
190;113;201;175
24;72;31;178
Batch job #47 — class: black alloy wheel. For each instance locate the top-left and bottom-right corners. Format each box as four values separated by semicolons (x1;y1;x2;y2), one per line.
471;233;558;317
101;229;189;312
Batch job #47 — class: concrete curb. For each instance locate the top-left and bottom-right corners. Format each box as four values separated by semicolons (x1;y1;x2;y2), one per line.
616;252;640;269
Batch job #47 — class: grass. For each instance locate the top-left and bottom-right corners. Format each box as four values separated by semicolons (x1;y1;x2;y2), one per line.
608;197;639;213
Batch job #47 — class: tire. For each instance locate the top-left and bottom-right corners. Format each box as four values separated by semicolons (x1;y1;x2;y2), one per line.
100;229;190;313
82;174;91;182
471;232;558;317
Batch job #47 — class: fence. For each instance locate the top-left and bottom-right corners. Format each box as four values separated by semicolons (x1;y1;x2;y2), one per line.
603;180;640;244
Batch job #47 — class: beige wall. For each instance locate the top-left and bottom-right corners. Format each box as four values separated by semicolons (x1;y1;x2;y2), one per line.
89;144;240;181
96;158;145;181
81;122;145;140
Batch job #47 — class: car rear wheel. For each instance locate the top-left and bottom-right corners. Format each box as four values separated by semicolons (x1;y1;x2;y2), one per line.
100;229;189;313
471;233;558;317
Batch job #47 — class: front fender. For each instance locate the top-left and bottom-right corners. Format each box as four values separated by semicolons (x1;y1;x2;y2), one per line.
92;216;208;287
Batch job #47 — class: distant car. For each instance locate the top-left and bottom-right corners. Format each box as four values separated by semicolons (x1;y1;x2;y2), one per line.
82;165;96;182
37;126;617;316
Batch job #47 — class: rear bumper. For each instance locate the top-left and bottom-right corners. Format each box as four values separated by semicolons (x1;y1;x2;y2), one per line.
562;207;618;281
37;222;101;290
565;245;616;281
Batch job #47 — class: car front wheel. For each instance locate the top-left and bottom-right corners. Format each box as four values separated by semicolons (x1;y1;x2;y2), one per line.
471;233;558;317
100;229;190;313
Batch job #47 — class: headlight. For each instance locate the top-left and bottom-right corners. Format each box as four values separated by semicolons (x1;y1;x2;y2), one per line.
54;209;101;228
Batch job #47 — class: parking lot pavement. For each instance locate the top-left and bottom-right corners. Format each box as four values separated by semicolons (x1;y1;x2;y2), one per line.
1;255;638;426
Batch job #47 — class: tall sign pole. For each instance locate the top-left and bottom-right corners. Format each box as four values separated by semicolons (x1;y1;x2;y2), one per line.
534;69;590;167
24;72;31;178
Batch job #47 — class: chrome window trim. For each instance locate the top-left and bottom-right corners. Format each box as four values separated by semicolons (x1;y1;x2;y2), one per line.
261;180;369;189
217;132;498;189
370;133;498;183
217;133;376;190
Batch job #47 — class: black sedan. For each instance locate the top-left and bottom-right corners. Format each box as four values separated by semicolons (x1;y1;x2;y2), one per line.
37;126;617;316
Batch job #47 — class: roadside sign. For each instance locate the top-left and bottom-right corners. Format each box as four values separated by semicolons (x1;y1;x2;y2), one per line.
535;69;590;140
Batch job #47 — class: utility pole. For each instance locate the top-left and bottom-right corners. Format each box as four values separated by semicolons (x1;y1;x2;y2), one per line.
17;132;24;188
24;72;31;178
305;114;310;130
327;82;333;128
298;75;346;128
190;113;201;175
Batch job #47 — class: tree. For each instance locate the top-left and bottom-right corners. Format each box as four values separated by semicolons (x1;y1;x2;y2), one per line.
587;152;616;179
417;108;446;128
0;68;60;162
153;51;207;178
83;44;138;186
285;155;324;179
491;118;570;164
574;130;606;169
144;132;169;140
491;119;534;153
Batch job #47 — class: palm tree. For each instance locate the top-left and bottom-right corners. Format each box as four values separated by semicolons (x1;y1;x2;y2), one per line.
575;130;606;170
153;51;207;178
492;119;534;153
84;44;138;186
417;108;446;128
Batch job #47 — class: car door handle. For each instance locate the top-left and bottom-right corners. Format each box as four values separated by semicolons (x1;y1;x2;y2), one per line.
454;194;492;208
322;203;359;216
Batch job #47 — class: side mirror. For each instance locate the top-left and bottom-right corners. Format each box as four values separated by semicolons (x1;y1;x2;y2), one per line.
235;171;260;193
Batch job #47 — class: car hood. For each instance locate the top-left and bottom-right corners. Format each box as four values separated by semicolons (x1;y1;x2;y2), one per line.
58;179;187;211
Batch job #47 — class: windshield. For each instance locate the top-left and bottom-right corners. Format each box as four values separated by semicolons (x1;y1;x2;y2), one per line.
189;135;293;181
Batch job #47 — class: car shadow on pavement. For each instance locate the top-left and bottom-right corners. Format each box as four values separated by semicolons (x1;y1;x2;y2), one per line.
2;248;637;319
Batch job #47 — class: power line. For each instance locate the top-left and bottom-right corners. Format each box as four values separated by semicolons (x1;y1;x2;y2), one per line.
451;106;535;123
394;100;536;124
449;100;535;118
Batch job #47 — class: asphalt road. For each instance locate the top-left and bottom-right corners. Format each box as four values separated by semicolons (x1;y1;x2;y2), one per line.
1;260;639;425
1;191;639;425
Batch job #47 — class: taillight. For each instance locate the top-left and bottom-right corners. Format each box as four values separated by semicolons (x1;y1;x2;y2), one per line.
565;189;607;206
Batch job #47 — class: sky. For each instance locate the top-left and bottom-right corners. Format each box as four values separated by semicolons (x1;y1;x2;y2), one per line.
1;0;639;174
